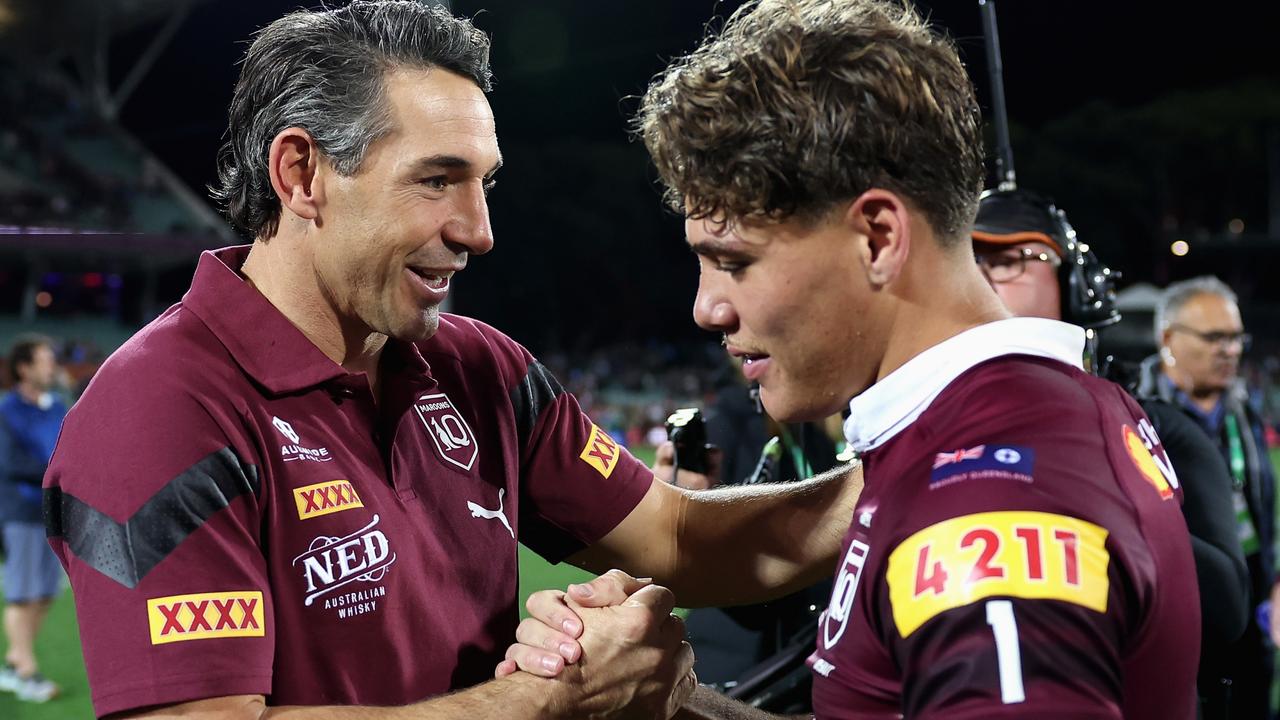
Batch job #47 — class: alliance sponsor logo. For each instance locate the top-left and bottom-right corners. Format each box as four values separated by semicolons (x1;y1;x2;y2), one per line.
579;424;621;479
272;416;334;463
293;479;364;520
414;392;478;471
293;515;396;609
146;591;265;645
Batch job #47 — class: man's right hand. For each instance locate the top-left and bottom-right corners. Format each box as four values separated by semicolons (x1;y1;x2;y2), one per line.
498;572;696;719
497;569;655;677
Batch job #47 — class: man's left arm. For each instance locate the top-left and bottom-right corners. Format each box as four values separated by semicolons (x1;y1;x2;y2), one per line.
495;338;861;608
567;461;862;608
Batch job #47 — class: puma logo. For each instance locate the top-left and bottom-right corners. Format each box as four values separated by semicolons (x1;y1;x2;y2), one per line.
466;488;514;539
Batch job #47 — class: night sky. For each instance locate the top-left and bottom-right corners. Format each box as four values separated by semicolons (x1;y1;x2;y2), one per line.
104;0;1280;352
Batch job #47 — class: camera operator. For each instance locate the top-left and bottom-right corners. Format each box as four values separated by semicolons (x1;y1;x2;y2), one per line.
972;189;1250;719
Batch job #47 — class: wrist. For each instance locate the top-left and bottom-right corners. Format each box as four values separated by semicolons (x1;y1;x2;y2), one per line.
500;670;570;720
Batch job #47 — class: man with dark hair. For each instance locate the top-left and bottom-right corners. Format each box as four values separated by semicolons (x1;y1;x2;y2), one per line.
971;189;1250;718
43;2;861;718
1138;275;1277;719
505;1;1199;717
0;335;66;703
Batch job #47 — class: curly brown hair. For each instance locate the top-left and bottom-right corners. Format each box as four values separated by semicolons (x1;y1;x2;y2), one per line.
636;0;984;243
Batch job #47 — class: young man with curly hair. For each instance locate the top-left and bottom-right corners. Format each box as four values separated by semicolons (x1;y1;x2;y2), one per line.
506;1;1200;717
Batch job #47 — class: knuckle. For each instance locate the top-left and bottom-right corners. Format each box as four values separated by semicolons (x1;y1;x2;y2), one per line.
603;568;632;587
542;631;565;651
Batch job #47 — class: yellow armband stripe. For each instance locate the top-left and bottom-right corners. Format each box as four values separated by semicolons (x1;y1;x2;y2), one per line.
885;511;1109;638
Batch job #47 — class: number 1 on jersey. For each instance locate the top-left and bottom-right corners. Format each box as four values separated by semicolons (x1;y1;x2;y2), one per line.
985;600;1025;704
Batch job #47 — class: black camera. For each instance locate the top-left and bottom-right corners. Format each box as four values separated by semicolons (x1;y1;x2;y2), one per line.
666;407;711;475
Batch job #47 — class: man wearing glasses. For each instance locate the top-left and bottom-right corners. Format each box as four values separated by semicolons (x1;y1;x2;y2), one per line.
972;217;1063;322
972;193;1251;718
1138;276;1278;719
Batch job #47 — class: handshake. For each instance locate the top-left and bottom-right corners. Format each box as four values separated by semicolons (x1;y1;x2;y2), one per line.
495;569;698;720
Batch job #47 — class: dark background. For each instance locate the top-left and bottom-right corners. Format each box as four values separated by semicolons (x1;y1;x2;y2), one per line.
101;0;1280;354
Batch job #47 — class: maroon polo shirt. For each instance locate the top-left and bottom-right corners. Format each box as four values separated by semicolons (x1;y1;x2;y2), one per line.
44;246;653;717
810;353;1199;718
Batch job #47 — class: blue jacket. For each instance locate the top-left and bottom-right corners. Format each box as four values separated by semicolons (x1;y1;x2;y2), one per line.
0;390;68;524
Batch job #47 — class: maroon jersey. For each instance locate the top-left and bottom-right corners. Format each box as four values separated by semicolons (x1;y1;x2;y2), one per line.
44;246;653;717
810;319;1198;719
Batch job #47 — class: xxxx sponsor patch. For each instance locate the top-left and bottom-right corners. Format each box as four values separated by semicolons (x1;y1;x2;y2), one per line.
579;424;621;479
885;511;1109;637
293;479;363;520
147;591;265;645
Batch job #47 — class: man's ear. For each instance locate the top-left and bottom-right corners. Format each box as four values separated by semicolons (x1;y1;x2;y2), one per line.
268;127;323;223
845;189;911;289
1160;329;1177;365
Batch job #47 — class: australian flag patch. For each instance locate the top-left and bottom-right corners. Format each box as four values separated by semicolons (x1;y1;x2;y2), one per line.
930;444;1035;489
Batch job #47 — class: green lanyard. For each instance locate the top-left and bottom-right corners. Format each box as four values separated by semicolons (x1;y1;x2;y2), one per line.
1224;413;1247;490
777;425;814;480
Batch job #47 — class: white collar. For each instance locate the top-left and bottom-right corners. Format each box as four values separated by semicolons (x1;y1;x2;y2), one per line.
842;317;1085;453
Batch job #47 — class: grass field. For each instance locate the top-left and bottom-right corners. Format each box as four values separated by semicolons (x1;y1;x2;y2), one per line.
4;447;1278;718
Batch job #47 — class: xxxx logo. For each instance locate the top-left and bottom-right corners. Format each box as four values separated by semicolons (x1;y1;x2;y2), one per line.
579;424;621;479
293;480;364;520
146;591;265;645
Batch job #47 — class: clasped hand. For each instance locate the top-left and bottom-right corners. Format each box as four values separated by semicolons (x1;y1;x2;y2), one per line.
497;569;696;719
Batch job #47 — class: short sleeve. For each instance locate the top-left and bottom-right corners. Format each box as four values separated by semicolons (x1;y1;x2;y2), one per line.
880;437;1142;718
44;359;274;717
506;357;654;562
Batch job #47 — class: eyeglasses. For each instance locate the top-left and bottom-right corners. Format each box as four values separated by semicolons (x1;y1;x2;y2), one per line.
975;246;1062;284
1169;324;1252;351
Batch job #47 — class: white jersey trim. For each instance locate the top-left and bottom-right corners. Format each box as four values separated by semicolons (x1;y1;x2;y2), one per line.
843;318;1085;453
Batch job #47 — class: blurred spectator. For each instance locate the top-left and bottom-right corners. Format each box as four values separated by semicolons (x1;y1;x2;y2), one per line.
0;334;67;703
1137;276;1277;719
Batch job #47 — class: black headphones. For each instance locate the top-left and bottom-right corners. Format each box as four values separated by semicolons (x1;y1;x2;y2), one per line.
976;188;1120;331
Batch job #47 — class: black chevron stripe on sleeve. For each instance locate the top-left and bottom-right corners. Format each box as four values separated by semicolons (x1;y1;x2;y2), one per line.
509;361;566;449
44;446;260;589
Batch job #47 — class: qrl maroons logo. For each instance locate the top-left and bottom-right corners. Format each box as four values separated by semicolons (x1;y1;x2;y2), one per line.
414;392;477;471
822;539;870;649
292;515;396;607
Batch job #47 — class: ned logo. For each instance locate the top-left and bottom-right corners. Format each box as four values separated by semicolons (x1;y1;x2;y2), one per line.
293;515;396;607
580;424;621;479
414;392;478;471
146;591;265;645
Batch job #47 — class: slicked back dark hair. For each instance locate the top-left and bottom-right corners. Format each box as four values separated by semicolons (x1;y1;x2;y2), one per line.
637;0;984;243
211;0;492;239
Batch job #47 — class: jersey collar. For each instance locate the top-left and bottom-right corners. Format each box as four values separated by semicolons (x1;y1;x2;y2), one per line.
183;245;431;395
843;317;1085;453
